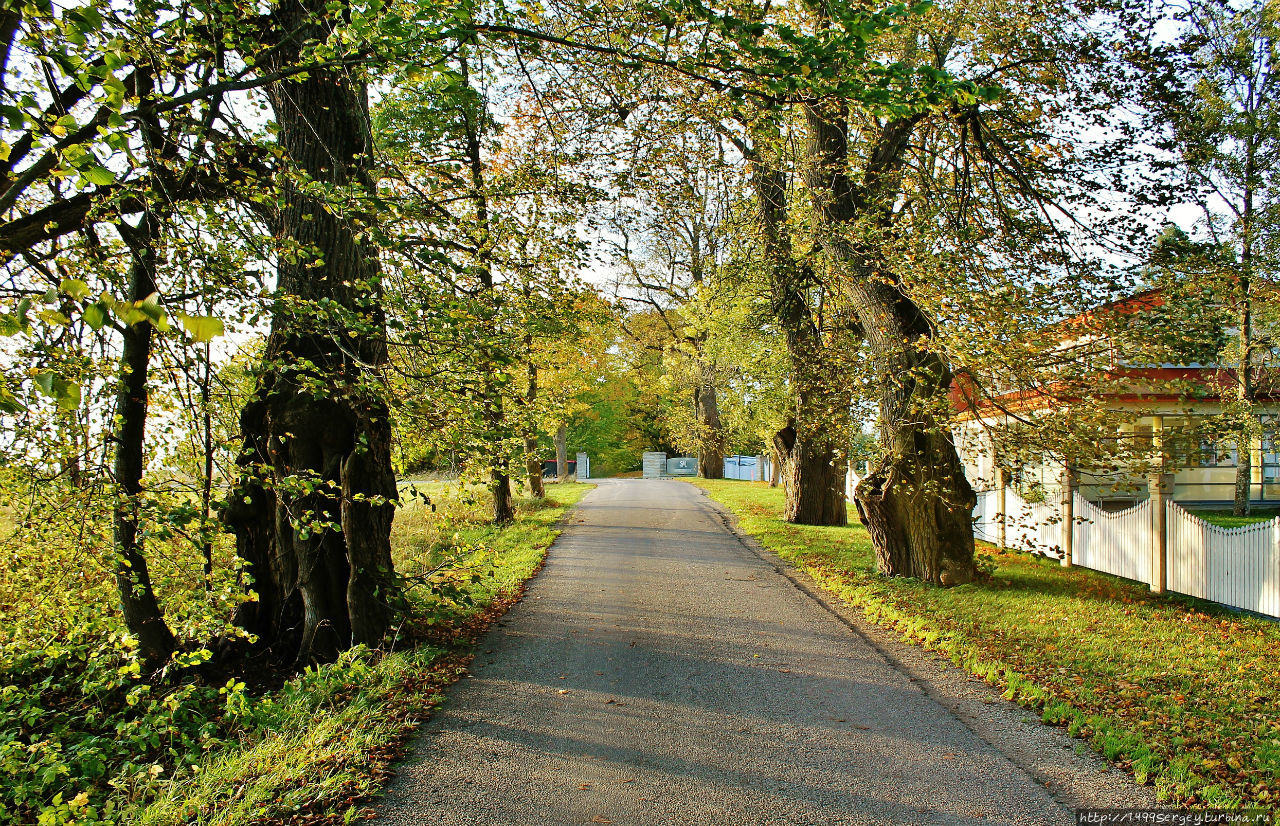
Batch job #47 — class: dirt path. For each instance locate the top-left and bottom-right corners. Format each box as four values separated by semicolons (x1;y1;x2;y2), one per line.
377;479;1152;825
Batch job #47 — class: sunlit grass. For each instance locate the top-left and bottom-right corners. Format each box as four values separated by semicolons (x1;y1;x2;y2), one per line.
1189;507;1280;529
691;479;1280;809
125;482;593;825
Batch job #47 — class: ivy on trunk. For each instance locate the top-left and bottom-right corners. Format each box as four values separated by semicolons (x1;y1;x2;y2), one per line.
225;4;398;665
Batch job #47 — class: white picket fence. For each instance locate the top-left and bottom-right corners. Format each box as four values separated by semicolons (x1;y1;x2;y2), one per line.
973;488;1280;618
973;487;1070;557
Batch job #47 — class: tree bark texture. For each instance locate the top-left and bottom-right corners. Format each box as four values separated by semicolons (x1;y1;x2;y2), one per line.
773;424;847;525
747;126;846;526
1233;125;1258;517
225;7;397;665
113;216;178;667
457;53;514;526
525;434;545;497
1232;267;1254;515
524;340;545;499
555;424;569;481
803;101;976;585
695;363;725;479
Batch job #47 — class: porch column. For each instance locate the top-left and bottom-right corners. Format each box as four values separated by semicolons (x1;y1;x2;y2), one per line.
996;466;1008;552
1149;415;1169;594
1060;462;1077;568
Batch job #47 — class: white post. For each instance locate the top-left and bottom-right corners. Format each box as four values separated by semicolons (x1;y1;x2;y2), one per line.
1272;518;1280;618
1149;415;1168;594
996;466;1008;552
1149;473;1173;594
1060;463;1077;568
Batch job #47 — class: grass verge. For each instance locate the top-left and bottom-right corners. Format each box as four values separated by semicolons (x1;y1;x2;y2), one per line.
1188;507;1280;529
130;481;592;826
690;479;1280;810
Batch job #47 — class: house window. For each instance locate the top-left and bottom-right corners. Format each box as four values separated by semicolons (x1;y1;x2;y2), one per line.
1191;439;1236;468
1263;428;1279;482
1132;424;1153;450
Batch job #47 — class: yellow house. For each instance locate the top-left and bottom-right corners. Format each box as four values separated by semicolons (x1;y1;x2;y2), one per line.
952;290;1280;508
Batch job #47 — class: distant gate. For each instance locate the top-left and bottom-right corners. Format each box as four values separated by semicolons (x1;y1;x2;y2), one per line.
666;457;698;477
724;455;770;481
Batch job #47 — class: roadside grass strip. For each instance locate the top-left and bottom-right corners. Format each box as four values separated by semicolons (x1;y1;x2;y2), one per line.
131;482;591;826
690;479;1280;810
1189;507;1280;529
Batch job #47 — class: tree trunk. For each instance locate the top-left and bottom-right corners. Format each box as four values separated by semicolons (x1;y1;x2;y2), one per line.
695;367;725;479
1233;174;1255;516
456;52;514;526
803;101;976;585
224;11;397;665
1234;432;1253;516
525;436;544;498
112;216;178;668
743;120;846;526
773;423;847;525
555;424;569;481
524;342;545;498
491;462;514;524
200;339;214;588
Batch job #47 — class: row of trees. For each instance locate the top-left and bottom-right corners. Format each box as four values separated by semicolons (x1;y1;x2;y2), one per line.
1;0;1275;675
607;0;1277;538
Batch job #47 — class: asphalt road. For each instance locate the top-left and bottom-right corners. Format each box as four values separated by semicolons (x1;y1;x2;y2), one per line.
378;479;1145;825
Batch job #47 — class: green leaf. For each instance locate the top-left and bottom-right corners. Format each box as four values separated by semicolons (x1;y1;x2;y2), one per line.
178;313;225;343
82;302;106;330
82;165;116;186
138;292;162;319
135;292;169;331
0;387;25;413
34;372;55;397
37;308;71;327
54;378;81;411
59;278;90;300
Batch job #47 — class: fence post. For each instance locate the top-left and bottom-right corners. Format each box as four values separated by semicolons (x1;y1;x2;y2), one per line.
1272;517;1280;618
996;467;1008;552
1148;472;1173;593
1060;463;1077;567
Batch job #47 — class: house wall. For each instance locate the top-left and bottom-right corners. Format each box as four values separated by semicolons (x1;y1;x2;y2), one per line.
955;408;1280;506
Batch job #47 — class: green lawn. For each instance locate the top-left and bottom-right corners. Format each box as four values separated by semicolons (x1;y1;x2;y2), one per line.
1189;507;1280;529
131;482;592;826
690;479;1280;809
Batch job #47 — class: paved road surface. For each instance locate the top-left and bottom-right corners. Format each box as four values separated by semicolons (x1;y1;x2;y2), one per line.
379;479;1140;825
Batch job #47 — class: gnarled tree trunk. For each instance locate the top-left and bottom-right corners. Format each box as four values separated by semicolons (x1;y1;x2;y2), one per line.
695;365;725;479
773;423;847;525
803;101;976;585
225;10;397;665
745;124;847;526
